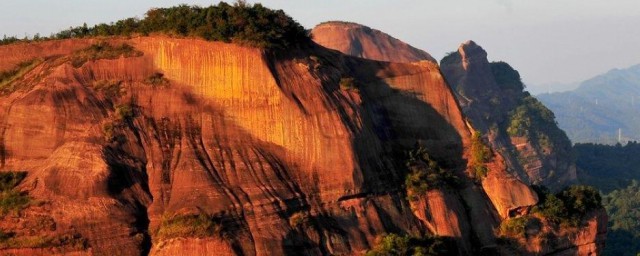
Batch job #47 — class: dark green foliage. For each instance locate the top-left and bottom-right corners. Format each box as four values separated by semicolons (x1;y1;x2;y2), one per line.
156;213;223;240
405;147;460;201
5;2;310;49
490;61;524;91
71;42;143;68
0;172;26;191
0;171;29;215
575;142;640;193
602;181;640;256
365;233;456;256
532;185;602;227
498;216;533;237
470;132;491;180
0;35;20;45
507;95;557;137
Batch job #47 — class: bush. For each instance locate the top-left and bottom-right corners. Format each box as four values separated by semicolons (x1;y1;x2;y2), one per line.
532;185;602;227
339;77;357;90
288;211;309;228
470;132;491;180
498;216;533;237
156;214;222;240
0;171;29;216
405;147;460;201
366;233;455;256
115;103;135;121
144;72;169;87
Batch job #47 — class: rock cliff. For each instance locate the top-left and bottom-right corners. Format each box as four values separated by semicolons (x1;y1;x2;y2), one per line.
312;22;606;255
0;25;604;256
0;36;490;255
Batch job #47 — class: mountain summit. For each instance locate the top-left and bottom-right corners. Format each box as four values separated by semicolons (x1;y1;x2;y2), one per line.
311;21;436;63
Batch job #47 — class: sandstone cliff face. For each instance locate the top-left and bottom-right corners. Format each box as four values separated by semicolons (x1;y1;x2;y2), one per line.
311;21;436;63
0;36;498;255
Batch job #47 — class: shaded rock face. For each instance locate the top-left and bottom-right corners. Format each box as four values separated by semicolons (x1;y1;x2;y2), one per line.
312;25;606;255
440;40;577;191
0;37;502;255
311;21;436;63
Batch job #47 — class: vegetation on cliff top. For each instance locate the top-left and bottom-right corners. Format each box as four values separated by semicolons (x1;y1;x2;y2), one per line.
1;1;310;49
531;185;602;227
70;42;143;68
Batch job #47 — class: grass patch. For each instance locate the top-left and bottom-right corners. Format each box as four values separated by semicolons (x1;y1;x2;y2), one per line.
0;232;87;250
0;59;42;94
156;214;222;240
498;216;533;237
70;42;143;68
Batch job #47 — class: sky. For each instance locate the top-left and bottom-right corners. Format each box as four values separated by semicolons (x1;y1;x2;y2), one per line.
1;0;639;94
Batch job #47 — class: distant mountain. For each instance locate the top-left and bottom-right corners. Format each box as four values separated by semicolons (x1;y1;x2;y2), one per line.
311;21;436;63
537;64;640;144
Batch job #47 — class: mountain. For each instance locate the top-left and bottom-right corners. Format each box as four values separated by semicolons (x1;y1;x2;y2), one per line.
537;64;640;144
313;22;604;255
0;6;605;256
311;21;436;63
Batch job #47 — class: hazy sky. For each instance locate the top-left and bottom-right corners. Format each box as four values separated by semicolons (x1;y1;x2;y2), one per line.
1;0;639;94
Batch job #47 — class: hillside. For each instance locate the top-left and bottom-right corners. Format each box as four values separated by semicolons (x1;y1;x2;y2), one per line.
0;4;605;256
537;64;640;144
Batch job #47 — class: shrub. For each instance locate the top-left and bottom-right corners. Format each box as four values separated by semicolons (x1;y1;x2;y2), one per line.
366;233;455;256
498;216;532;237
0;233;87;250
470;132;491;180
144;72;169;87
532;185;602;227
339;77;357;90
156;214;222;240
115;103;135;121
288;211;309;228
0;171;29;216
0;172;26;191
405;147;460;201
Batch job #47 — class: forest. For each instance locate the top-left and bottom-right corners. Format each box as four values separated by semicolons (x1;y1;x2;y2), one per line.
1;1;310;49
574;142;640;255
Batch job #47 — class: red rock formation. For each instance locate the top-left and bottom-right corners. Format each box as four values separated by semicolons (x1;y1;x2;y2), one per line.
0;34;604;256
311;21;436;63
